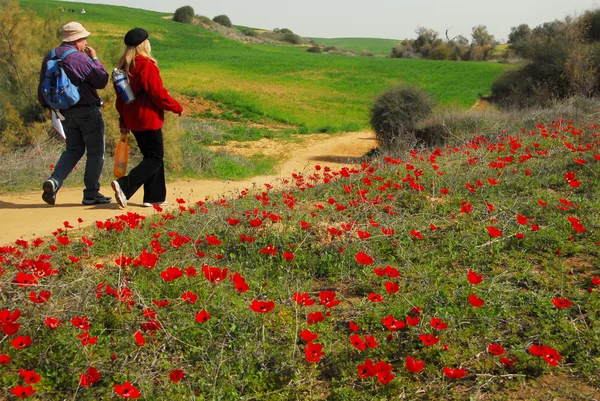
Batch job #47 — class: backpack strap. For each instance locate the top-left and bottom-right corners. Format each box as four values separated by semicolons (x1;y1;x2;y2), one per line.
58;48;78;61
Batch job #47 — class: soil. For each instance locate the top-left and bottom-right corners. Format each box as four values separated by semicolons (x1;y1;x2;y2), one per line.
0;131;376;246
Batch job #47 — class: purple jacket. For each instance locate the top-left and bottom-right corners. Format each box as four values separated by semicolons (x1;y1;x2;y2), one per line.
37;42;109;109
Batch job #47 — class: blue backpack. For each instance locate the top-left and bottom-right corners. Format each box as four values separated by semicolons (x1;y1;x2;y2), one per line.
41;48;80;109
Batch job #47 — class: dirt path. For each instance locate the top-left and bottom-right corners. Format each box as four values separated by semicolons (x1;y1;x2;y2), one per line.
0;131;376;246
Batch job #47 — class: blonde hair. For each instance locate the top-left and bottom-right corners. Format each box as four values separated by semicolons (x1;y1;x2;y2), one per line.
117;39;157;77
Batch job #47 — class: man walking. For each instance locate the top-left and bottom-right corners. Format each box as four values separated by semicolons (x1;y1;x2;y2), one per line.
38;22;112;205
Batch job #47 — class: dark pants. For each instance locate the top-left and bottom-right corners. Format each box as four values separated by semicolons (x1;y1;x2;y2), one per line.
116;128;166;203
50;107;105;198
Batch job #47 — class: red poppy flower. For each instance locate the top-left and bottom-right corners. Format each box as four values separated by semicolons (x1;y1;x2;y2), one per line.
250;300;275;313
299;329;318;342
467;270;483;285
77;332;98;346
319;290;341;308
377;370;395;384
160;266;184;282
169;369;185;383
443;367;468;380
357;359;376;379
500;357;518;369
406;315;420;326
486;226;503;238
19;369;41;384
350;334;366;351
10;385;36;398
355;252;374;265
405;356;424;373
542;346;562;366
307;311;325;324
29;290;51;304
516;232;525;239
430;317;448;330
195;310;212;323
114;382;141;399
71;316;91;331
133;330;145;346
381;315;406;331
469;293;485;307
384;266;401;277
516;214;529;225
410;229;423;239
592;276;600;286
0;354;11;365
249;218;262;227
202;265;228;283
552;298;572;309
152;300;170;307
294;292;315;306
181;291;198;304
11;335;32;349
365;335;378;349
419;333;440;347
80;366;101;387
357;230;370;239
304;342;325;363
367;292;383;303
488;343;505;355
44;317;62;329
384;281;399;294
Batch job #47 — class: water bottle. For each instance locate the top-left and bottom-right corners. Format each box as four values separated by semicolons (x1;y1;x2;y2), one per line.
114;132;130;178
112;68;135;104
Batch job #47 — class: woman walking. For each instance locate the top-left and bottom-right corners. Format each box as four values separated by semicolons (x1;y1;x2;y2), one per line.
111;28;183;208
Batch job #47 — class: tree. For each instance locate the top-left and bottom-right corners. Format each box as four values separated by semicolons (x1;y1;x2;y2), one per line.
471;25;495;47
213;15;232;28
508;24;531;45
173;6;194;24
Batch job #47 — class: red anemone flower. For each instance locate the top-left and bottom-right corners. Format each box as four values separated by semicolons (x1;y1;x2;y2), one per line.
405;356;424;373
443;367;468;380
114;382;141;399
249;300;275;313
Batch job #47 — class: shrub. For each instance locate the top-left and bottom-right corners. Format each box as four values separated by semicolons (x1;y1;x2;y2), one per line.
173;6;195;23
282;32;301;44
369;84;436;150
213;14;232;28
307;46;322;53
242;29;258;37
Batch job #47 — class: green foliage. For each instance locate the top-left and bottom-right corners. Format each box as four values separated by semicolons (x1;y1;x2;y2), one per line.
492;12;600;108
369;84;435;150
306;46;322;53
172;5;194;24
212;14;232;28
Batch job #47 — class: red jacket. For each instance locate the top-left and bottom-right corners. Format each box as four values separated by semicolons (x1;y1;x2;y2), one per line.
115;55;183;131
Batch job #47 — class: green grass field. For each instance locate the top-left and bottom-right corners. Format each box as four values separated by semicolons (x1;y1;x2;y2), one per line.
310;37;400;56
21;0;510;133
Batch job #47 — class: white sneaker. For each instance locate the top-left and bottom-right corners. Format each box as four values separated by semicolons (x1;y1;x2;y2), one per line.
142;201;168;207
111;181;127;208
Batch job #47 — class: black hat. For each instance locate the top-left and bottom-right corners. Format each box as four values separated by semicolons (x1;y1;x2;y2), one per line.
124;28;149;47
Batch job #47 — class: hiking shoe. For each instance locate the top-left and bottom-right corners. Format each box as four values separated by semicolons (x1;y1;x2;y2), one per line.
142;201;168;207
42;179;57;205
111;181;127;208
82;193;112;205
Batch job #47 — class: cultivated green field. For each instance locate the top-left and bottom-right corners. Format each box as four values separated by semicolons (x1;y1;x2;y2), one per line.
310;37;400;56
21;0;510;132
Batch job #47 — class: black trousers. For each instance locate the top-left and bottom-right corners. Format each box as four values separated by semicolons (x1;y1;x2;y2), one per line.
116;128;166;203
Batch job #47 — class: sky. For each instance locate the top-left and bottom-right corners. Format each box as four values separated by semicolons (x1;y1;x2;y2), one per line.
67;0;600;41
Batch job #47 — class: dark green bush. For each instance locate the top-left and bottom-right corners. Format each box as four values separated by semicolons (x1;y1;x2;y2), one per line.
173;6;195;23
282;32;301;44
369;84;436;150
213;14;232;28
307;46;322;53
242;29;258;37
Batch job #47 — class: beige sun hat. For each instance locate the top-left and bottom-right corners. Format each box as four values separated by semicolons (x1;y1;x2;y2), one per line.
61;22;91;42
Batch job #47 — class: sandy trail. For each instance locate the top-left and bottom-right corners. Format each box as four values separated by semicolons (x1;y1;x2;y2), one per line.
0;131;376;246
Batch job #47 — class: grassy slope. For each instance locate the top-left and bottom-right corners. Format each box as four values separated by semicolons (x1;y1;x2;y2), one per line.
310;37;400;56
22;0;510;132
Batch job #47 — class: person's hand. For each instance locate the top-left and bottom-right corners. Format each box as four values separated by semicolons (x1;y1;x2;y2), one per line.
120;128;130;135
84;45;97;59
